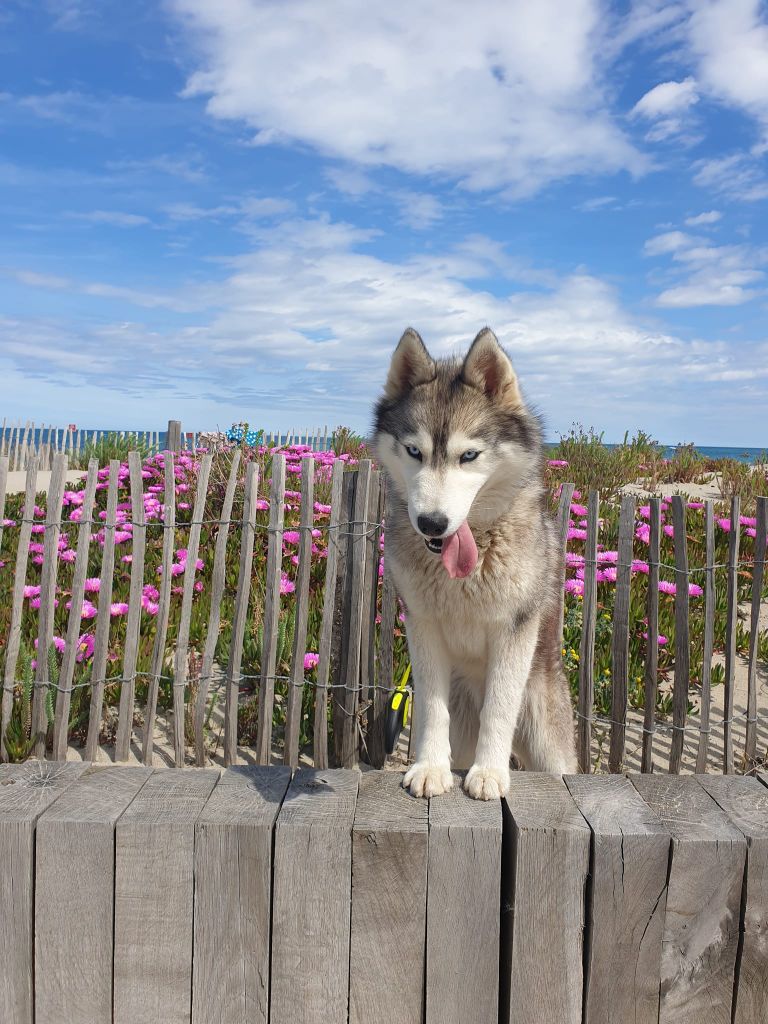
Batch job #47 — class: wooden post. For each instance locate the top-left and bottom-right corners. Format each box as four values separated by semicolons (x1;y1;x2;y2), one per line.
696;500;716;773
578;489;599;772
284;457;314;766
668;496;690;773
166;420;182;452
641;497;661;772
745;496;767;765
255;454;286;765
427;774;502;1024
724;496;741;774
609;494;634;772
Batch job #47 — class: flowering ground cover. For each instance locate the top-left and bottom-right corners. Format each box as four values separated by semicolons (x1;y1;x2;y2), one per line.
0;428;766;762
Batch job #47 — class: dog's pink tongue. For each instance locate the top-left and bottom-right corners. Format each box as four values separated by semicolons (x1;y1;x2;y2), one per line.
440;522;478;579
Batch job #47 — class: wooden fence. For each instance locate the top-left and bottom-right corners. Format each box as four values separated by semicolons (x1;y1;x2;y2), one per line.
0;418;334;471
1;761;767;1024
0;447;766;773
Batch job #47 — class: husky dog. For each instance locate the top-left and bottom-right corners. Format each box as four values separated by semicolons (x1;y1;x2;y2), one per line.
373;327;577;800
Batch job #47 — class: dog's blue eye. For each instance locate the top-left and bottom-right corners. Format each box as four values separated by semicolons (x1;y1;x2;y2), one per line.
405;444;422;461
460;449;480;463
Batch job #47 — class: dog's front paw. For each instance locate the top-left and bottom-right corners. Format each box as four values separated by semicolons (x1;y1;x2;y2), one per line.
464;764;509;800
403;762;454;798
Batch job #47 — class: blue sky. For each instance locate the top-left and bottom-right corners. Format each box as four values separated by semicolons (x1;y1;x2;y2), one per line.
1;0;767;445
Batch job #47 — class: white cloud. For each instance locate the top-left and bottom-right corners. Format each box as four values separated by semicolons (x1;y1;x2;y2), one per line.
171;0;645;196
66;210;151;227
163;196;295;222
631;78;699;119
643;231;695;255
685;210;721;226
693;153;768;201
577;195;619;212
644;228;766;307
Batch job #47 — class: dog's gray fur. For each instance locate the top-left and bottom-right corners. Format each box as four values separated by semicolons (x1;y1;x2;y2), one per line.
373;327;577;799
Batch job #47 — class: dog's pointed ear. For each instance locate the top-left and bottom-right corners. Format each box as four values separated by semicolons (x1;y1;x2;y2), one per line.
384;328;436;400
461;328;523;409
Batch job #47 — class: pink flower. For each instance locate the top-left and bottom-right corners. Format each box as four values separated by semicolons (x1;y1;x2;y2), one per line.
23;585;41;599
84;577;101;593
279;573;295;595
564;578;584;596
547;459;569;468
717;518;731;532
631;559;649;574
59;549;76;563
32;635;66;653
642;632;668;646
688;582;703;597
303;652;319;671
76;634;94;662
110;603;129;616
314;502;332;515
141;595;159;615
142;584;159;601
635;524;650;544
663;525;674;538
81;601;98;620
567;527;587;541
256;499;270;511
282;530;301;545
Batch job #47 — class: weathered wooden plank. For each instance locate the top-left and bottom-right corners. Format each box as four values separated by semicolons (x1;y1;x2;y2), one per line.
349;772;428;1024
194;449;240;765
224;460;259;766
271;768;359;1024
333;470;356;764
35;766;152;1024
0;762;88;1023
32;452;68;757
501;772;590;1024
698;774;768;1024
631;773;746;1024
555;482;575;650
366;480;388;768
113;768;220;1024
313;458;345;768
642;496;661;772
578;489;599;772
193;766;291;1024
115;452;148;761
1;457;39;762
724;496;741;774
745;496;767;765
53;459;99;760
142;450;176;764
428;774;502;1024
696;500;716;773
565;774;670;1024
84;459;120;761
340;460;372;768
668;496;690;773
284;456;315;767
0;455;8;558
167;419;182;452
609;494;635;772
358;469;380;706
256;453;286;764
172;453;212;767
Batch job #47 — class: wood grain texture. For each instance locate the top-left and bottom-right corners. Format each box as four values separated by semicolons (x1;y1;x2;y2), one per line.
696;501;716;773
53;459;98;760
256;453;286;764
642;497;661;773
631;773;746;1024
0;762;87;1023
194;449;240;765
284;456;314;766
35;766;152;1024
113;768;219;1024
502;772;590;1024
745;496;767;765
565;774;670;1024
224;460;259;766
270;768;359;1024
698;774;768;1024
578;489;599;772
428;773;502;1024
669;496;690;774
313;458;345;768
85;458;120;761
349;772;428;1024
609;494;634;772
193;766;291;1024
724;495;740;774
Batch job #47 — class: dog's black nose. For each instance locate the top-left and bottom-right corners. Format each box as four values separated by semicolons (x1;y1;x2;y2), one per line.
417;513;448;537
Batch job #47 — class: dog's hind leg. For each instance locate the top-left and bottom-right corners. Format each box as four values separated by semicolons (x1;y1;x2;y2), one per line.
513;670;577;774
448;681;480;769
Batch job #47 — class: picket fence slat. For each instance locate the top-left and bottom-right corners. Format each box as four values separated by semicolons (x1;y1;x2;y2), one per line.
668;496;690;775
224;461;259;767
359;470;380;712
1;458;39;761
53;461;99;760
32;453;68;758
0;456;8;558
192;450;240;766
85;460;120;762
173;453;213;767
115;452;148;762
256;454;286;765
364;478;385;767
142;452;176;765
313;459;345;769
556;483;575;651
696;501;716;773
608;495;634;773
641;497;661;773
577;490;599;773
284;457;314;767
745;495;767;765
724;495;741;774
